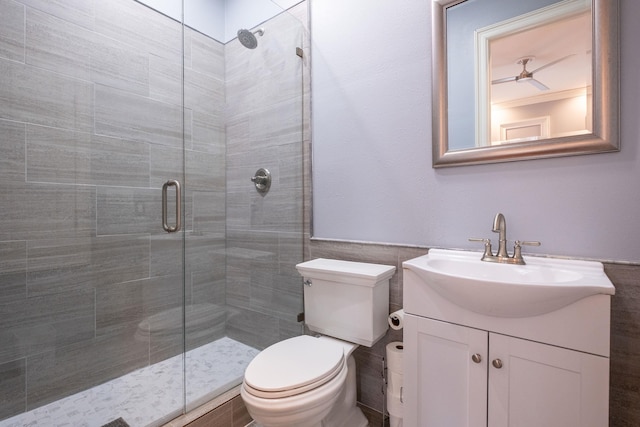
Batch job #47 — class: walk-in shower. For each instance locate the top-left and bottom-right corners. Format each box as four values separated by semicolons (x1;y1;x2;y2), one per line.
0;0;305;426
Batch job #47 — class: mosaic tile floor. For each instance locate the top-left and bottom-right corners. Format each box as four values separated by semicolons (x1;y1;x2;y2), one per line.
0;337;259;427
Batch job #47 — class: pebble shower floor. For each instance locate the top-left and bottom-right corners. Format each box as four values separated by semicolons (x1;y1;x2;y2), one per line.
0;337;259;427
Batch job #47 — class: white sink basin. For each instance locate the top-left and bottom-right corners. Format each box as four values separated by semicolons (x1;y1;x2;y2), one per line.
403;249;615;318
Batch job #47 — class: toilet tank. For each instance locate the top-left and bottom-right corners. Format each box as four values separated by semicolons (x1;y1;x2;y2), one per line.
296;258;396;347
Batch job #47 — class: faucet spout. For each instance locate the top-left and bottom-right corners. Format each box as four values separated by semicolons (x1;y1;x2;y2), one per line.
492;213;508;258
470;213;539;265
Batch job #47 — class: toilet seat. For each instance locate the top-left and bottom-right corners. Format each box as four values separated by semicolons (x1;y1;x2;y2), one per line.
243;335;346;399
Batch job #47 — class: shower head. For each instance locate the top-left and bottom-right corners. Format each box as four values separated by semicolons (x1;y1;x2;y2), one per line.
237;28;264;49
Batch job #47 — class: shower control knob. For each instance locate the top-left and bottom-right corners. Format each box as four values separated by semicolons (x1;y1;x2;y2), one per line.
471;353;482;364
251;168;271;194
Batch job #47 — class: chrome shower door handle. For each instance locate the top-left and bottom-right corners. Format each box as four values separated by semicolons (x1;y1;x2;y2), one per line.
162;179;182;233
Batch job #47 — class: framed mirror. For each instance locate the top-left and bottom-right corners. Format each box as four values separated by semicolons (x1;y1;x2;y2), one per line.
432;0;619;167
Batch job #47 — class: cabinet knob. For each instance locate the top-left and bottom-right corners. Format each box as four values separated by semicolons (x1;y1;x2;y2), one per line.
492;359;503;369
471;353;482;364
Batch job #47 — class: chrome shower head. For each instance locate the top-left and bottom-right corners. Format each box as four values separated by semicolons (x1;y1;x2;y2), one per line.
237;28;265;49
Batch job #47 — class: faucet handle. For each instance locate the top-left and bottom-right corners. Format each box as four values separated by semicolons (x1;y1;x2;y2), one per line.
469;238;493;259
513;240;541;262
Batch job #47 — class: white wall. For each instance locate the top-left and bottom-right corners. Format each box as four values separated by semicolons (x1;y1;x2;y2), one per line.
187;0;226;41
311;0;640;263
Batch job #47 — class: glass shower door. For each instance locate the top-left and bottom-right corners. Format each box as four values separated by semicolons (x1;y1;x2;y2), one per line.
0;0;187;426
181;0;307;413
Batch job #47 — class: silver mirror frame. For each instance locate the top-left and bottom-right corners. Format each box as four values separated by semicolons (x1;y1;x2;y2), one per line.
432;0;619;168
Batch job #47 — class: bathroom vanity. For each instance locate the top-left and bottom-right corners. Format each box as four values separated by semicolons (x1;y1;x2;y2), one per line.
402;250;615;427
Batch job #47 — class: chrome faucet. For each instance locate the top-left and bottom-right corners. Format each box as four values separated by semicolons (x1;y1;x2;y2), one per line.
469;213;541;265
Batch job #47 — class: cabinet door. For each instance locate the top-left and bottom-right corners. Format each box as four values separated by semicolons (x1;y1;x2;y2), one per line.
404;315;488;427
488;333;609;427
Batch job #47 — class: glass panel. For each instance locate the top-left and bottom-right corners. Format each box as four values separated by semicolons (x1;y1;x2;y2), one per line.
0;0;306;424
182;0;306;412
0;0;186;426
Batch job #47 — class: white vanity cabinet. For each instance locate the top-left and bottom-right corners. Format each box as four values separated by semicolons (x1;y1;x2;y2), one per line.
402;252;614;427
404;315;610;427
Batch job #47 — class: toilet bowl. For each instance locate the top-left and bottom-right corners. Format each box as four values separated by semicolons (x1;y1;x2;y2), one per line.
240;335;366;427
241;258;396;427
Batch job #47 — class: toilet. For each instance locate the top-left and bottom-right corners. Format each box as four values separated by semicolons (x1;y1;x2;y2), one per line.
241;258;396;427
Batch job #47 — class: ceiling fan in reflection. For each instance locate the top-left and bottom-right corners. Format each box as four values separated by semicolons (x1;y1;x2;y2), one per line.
491;54;575;91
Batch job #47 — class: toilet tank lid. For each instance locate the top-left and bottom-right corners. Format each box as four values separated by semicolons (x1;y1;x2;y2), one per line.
296;258;396;284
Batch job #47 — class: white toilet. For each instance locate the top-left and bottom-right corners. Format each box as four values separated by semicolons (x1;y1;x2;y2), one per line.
241;258;396;427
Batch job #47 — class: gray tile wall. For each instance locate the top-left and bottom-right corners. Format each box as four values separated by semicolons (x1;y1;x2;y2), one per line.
223;7;306;351
0;0;227;420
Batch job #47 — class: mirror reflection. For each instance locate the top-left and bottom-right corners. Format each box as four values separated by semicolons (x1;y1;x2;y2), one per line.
434;0;618;167
483;2;592;146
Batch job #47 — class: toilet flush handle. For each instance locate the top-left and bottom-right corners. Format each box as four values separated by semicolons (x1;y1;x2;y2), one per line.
304;280;312;287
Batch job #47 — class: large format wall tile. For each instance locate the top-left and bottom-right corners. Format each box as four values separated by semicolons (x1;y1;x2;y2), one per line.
27;5;149;93
27;235;150;297
25;184;96;238
186;234;225;275
184;67;224;115
187;28;224;79
0;0;25;62
0;120;25;184
26;331;149;410
226;307;280;351
97;186;161;235
95;85;183;148
25;8;94;80
149;234;185;279
150;145;224;191
0;272;26;307
0;288;95;366
226;185;302;233
149;52;182;105
91;35;149;96
0;186;27;242
187;150;225;190
192;110;225;155
0;59;94;132
225;228;302;335
191;269;226;307
27;124;150;187
94;0;182;62
17;0;94;30
0;358;26;420
0;241;26;304
225;98;302;158
96;274;183;338
192;190;226;236
0;183;96;240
